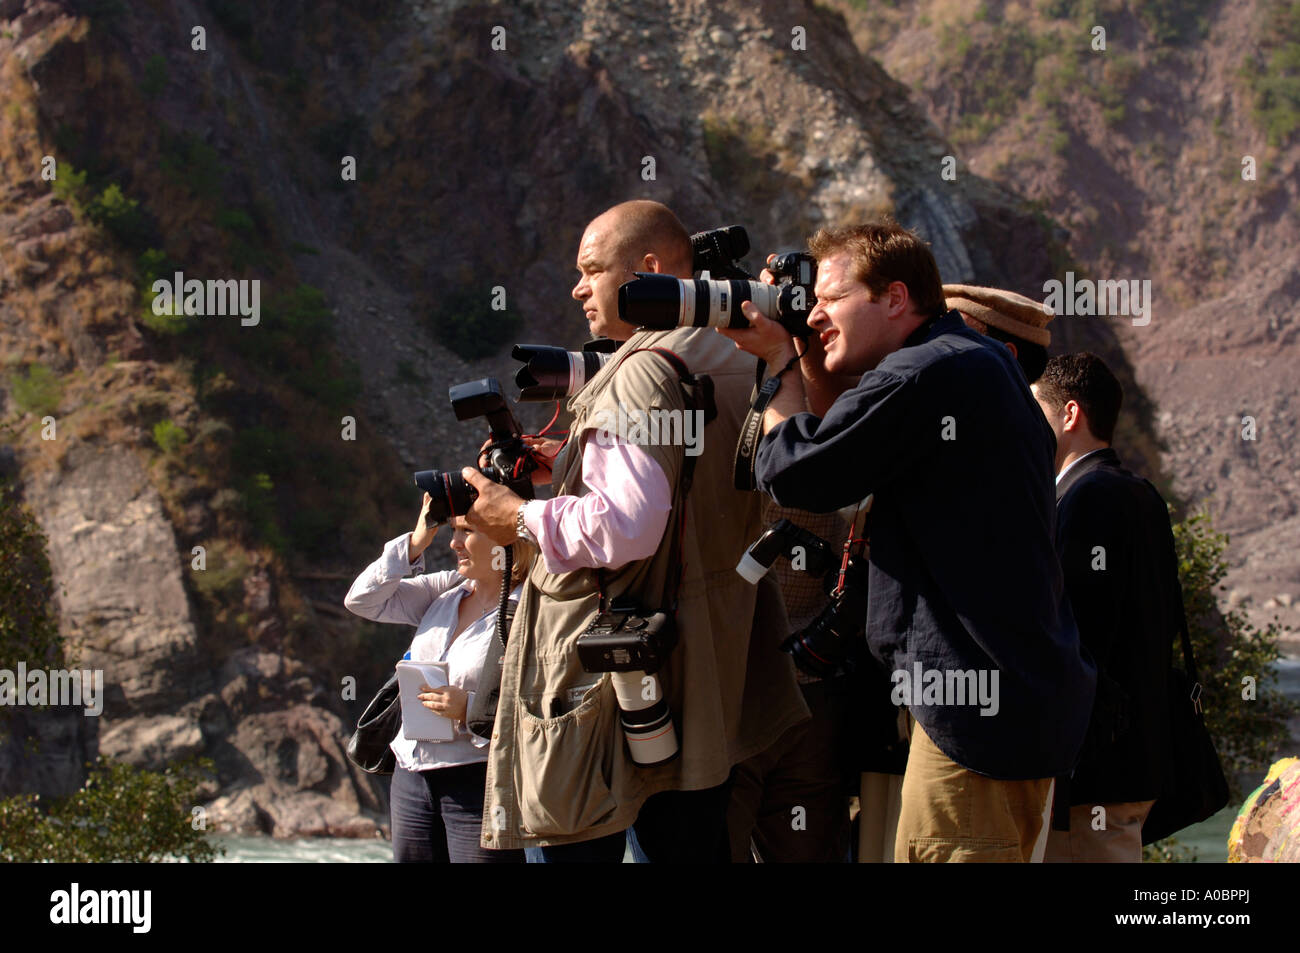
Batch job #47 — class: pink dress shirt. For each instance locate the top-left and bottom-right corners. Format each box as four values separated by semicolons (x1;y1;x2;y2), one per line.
521;432;672;573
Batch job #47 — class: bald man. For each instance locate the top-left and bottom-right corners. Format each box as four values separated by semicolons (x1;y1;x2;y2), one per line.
464;200;807;862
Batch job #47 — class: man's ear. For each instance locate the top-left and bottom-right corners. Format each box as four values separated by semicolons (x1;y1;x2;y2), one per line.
887;280;911;318
640;253;663;274
1061;399;1083;434
1004;341;1019;359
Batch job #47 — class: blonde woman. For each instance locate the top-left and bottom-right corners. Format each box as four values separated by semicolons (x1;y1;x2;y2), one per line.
345;493;532;863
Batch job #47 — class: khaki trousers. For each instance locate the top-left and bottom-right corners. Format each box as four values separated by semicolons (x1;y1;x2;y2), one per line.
1043;800;1155;863
895;718;1054;863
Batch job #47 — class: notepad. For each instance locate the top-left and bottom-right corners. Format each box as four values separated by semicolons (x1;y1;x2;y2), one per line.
395;660;455;741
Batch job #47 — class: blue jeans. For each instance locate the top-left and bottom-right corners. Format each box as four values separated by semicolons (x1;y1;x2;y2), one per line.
525;778;734;863
390;762;524;864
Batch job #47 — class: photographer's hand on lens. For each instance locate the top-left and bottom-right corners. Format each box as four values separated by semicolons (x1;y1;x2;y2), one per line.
409;491;439;564
418;683;468;722
460;467;525;546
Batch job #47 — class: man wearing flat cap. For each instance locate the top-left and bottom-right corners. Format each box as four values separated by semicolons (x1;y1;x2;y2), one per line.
944;284;1053;383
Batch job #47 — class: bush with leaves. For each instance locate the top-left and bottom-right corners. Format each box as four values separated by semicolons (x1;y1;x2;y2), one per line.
1143;508;1294;863
426;287;521;360
152;419;188;456
0;482;63;676
6;364;63;418
1173;509;1296;796
0;757;224;862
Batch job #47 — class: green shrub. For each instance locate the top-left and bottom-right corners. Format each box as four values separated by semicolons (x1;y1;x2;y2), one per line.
160;131;225;199
1137;0;1214;45
7;364;63;417
0;756;223;862
426;287;521;360
137;247;194;336
239;472;286;554
216;207;255;234
1243;3;1300;146
50;165;89;213
0;482;64;675
140;300;191;336
152;419;188;455
217;206;263;271
190;537;250;602
228;284;359;407
141;53;168;97
1172;509;1296;797
288;353;362;412
86;183;150;249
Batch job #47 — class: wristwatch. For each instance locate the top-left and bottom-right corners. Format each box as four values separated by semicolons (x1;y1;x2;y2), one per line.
515;503;534;543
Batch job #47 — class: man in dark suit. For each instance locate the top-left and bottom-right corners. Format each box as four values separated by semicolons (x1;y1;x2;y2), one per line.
1031;352;1176;862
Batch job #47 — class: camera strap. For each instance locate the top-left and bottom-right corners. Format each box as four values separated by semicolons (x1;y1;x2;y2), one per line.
733;352;803;492
832;497;873;598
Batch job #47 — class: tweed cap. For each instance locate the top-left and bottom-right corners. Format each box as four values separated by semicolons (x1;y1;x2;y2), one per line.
944;284;1053;347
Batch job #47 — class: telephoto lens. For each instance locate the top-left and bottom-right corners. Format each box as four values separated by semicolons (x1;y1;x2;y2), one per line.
618;273;813;338
511;341;616;401
575;605;680;766
736;518;834;584
611;671;678;766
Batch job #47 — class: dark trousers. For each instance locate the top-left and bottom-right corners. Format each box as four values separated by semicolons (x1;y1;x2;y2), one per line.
525;776;734;863
726;679;852;862
390;762;524;864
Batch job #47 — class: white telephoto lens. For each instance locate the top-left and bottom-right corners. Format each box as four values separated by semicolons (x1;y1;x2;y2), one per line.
612;671;678;766
677;278;695;328
735;551;771;584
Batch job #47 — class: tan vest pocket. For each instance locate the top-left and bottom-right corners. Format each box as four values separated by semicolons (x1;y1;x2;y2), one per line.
514;675;620;837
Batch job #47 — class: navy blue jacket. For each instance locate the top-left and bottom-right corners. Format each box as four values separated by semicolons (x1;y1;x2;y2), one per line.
755;311;1096;779
1055;448;1174;803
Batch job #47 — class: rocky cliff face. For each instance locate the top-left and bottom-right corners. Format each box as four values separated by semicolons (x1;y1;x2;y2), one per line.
1;0;1160;833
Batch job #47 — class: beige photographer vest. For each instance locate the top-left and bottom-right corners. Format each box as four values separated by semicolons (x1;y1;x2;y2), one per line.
480;326;808;849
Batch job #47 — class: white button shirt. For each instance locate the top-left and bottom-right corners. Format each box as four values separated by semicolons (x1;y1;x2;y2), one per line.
344;533;520;772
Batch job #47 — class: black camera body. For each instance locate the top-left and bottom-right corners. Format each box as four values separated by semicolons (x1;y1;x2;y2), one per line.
576;600;676;675
577;597;681;766
691;225;752;279
412;378;536;523
766;250;818;334
782;554;870;679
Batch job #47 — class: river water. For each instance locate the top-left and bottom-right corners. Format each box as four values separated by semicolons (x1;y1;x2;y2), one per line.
212;656;1300;863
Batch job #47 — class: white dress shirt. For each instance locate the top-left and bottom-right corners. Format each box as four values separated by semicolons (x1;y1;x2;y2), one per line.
344;533;520;772
1055;448;1106;486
